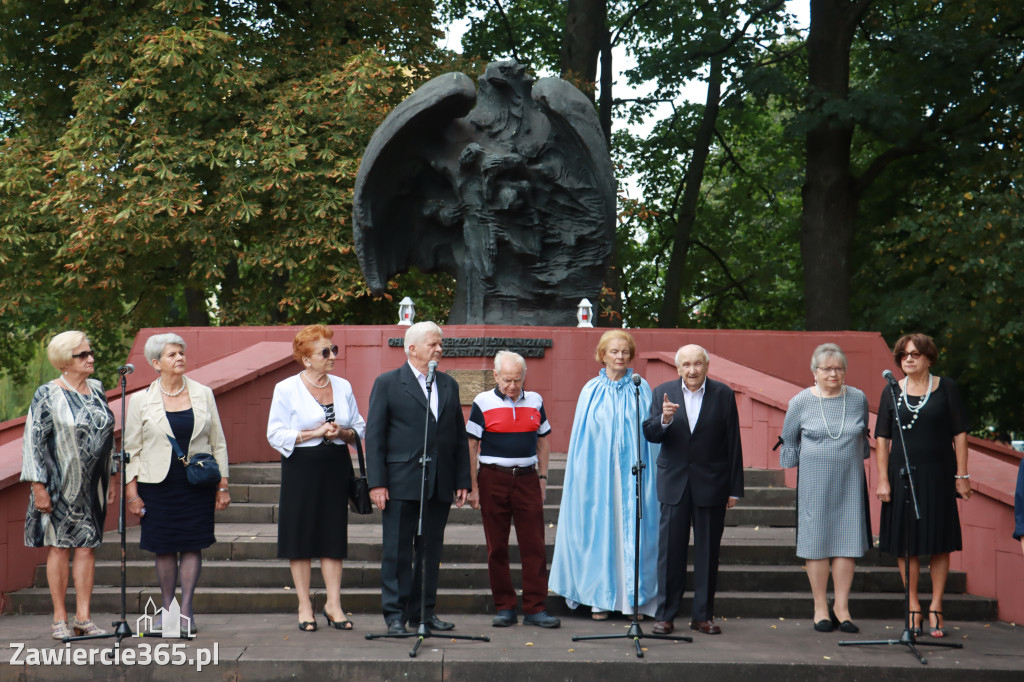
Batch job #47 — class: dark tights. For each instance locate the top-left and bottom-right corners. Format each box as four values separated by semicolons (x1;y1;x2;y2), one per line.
155;551;202;617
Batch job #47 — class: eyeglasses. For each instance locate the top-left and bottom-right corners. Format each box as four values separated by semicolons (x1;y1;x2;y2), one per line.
898;351;923;360
317;345;339;359
816;366;845;374
71;350;95;360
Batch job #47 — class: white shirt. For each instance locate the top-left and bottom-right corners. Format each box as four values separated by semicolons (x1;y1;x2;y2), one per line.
408;360;439;419
682;379;706;432
266;374;366;457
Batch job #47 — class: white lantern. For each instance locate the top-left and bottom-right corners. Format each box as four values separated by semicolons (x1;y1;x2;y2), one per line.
577;298;594;328
398;297;415;326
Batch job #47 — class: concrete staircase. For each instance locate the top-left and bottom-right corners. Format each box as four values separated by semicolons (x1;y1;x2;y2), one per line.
4;454;998;622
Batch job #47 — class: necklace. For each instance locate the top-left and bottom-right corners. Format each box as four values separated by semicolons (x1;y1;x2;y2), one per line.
815;385;846;440
159;377;188;397
301;370;329;389
900;374;933;431
59;375;94;400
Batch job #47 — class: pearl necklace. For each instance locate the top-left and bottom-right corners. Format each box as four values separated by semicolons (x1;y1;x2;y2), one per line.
301;370;329;389
60;375;94;401
159;377;188;397
900;374;933;431
815;385;846;440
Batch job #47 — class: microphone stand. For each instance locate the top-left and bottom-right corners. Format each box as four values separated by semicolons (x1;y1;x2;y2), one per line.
64;368;134;647
365;367;489;657
573;374;691;657
839;375;962;663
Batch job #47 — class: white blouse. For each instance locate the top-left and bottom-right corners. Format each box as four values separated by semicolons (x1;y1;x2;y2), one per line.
266;374;366;458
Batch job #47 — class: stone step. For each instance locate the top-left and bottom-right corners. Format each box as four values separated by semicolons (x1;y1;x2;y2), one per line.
3;586;996;622
213;502;796;527
72;560;967;595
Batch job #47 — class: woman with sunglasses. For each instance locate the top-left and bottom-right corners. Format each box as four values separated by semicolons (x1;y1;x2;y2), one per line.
21;331;116;639
875;333;970;638
123;332;231;635
267;325;365;632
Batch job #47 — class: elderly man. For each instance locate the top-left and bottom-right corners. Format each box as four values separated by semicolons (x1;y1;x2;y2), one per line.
467;351;560;628
643;344;743;635
366;321;471;635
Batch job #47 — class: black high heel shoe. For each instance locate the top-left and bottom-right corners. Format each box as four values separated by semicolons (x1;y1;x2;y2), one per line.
323;608;353;630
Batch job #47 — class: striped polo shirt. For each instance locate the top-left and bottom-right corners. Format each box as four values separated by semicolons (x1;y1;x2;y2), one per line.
467;387;551;466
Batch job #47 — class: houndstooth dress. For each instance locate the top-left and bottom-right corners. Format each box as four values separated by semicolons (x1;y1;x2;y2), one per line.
780;386;871;560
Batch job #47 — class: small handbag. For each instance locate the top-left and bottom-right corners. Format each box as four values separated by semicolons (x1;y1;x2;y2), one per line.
348;436;373;515
167;434;221;488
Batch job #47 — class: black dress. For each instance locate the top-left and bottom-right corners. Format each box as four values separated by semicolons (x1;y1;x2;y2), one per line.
277;403;353;559
138;409;216;553
876;377;968;556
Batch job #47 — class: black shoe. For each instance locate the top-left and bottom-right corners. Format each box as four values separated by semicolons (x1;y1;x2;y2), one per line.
523;611;560;628
386;620;407;635
839;620;859;634
492;610;518;627
814;619;834;633
423;614;455;631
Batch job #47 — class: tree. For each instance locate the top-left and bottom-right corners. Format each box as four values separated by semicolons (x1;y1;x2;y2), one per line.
0;0;459;383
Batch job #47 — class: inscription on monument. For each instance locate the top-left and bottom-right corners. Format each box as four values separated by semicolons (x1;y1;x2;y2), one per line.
388;337;553;358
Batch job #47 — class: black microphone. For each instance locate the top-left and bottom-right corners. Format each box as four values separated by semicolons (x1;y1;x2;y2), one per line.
425;360;437;388
632;374;641;387
117;363;135;375
882;369;898;386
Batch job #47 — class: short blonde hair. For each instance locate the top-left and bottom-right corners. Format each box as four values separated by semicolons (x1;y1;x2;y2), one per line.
293;325;333;365
47;331;88;370
595;329;636;364
811;343;847;373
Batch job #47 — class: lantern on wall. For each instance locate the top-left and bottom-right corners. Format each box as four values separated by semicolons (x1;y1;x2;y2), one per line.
398;297;415;326
577;298;594;328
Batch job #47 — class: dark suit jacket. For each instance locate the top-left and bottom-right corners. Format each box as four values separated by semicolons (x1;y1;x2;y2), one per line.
365;362;471;502
643;377;744;507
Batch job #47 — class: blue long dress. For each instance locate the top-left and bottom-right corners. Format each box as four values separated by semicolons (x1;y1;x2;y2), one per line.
549;368;661;616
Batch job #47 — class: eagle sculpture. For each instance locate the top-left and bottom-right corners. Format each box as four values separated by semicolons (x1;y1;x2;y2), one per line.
353;61;615;325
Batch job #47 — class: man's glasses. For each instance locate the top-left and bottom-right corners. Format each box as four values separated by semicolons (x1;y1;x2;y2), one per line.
71;350;95;360
318;345;339;359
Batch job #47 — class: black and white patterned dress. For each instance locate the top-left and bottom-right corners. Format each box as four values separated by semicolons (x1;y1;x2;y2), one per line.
780;386;871;560
21;379;115;548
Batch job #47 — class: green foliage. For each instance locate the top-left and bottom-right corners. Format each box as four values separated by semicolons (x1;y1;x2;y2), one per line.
0;339;55;423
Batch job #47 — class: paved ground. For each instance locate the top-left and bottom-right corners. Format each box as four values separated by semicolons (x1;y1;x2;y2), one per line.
1;611;1021;681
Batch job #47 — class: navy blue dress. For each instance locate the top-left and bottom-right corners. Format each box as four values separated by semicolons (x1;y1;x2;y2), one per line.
138;409;216;553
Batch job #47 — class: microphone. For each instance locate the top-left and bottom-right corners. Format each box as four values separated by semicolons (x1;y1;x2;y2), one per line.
882;369;898;386
425;360;437;388
117;363;135;375
632;374;641;387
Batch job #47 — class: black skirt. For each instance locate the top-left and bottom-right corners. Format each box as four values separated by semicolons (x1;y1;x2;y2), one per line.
277;441;352;559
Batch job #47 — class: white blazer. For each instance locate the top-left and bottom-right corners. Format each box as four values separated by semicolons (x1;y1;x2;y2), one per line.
267;373;366;457
123;376;229;484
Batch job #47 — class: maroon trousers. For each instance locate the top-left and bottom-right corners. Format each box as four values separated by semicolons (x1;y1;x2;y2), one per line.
478;465;549;614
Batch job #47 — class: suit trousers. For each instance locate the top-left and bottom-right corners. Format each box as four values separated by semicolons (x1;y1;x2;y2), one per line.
655;484;727;622
478;465;549;614
381;496;451;624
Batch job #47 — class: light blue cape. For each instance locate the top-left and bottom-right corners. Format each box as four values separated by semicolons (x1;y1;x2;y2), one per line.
549;368;660;615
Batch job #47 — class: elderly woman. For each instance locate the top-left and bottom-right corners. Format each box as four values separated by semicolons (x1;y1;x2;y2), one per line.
123;333;230;634
876;333;970;638
780;343;870;633
267;325;365;632
549;329;660;619
21;331;115;639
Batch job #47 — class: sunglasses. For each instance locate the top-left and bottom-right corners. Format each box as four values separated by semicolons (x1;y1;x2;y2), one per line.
317;345;339;359
898;351;923;360
71;350;95;360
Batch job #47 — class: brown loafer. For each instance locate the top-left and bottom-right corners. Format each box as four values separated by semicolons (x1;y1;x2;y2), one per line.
652;620;674;634
690;619;722;635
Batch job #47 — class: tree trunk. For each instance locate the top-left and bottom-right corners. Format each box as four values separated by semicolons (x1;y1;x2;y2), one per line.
561;0;606;101
801;0;872;330
658;55;723;328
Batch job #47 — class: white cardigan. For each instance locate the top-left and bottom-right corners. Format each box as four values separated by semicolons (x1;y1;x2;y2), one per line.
266;374;366;458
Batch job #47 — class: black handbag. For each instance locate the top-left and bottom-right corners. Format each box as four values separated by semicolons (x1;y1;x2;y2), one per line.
348;436;373;515
167;434;221;488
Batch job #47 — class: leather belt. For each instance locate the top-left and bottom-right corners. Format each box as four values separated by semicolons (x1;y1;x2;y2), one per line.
484;463;536;477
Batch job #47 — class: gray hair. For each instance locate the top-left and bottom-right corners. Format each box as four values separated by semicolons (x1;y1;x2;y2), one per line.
811;343;847;373
404;321;443;357
144;333;187;364
674;344;710;366
494;350;527;374
47;330;88;370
